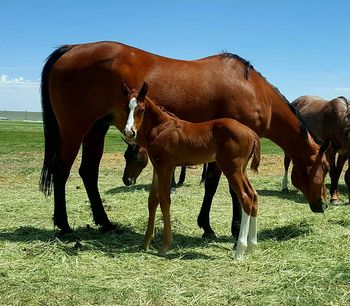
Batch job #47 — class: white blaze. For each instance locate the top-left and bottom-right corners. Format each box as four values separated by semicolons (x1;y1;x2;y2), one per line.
125;97;138;136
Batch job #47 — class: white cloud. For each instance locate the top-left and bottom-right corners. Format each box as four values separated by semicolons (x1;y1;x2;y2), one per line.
335;87;350;92
0;74;40;111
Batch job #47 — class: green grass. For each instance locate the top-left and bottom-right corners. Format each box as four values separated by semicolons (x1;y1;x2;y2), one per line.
0;121;349;306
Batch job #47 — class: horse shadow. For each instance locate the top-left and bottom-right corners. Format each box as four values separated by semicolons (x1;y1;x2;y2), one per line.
0;225;232;260
106;184;151;195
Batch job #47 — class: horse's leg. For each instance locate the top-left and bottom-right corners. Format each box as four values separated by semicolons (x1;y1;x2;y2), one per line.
197;162;222;238
327;147;340;205
171;170;176;193
54;133;82;235
229;186;241;241
176;166;186;187
329;153;348;205
344;158;350;204
79;122;115;232
144;170;160;250
282;154;291;192
157;166;174;256
200;163;208;184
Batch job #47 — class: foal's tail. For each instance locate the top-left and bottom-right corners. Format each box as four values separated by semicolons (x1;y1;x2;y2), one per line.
250;135;261;173
39;45;73;196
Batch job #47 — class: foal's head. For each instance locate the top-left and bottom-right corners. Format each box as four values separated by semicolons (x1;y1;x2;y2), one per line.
121;82;148;142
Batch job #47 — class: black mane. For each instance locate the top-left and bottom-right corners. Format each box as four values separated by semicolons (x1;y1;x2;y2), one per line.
220;51;323;145
220;52;254;80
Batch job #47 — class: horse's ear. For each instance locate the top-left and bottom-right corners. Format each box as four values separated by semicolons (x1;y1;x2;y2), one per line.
137;82;148;101
121;82;130;96
320;138;331;153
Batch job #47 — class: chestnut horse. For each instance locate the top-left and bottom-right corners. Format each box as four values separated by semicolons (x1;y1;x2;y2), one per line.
282;95;350;204
122;82;260;259
39;41;329;236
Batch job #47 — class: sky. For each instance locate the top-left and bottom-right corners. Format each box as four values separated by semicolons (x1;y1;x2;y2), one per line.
0;0;349;111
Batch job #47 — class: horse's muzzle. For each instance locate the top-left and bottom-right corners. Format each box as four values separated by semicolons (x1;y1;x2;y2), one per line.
123;176;136;186
310;199;328;213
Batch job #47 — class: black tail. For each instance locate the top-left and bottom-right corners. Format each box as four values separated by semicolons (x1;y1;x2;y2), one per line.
39;45;73;196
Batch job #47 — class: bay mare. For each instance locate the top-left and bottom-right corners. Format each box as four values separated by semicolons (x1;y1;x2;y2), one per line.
39;41;329;236
282;95;350;204
122;82;260;259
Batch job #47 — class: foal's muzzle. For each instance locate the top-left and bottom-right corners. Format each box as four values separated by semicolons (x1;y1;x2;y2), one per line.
123;129;136;141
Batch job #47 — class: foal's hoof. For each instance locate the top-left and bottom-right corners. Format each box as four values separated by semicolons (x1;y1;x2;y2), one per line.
202;232;217;239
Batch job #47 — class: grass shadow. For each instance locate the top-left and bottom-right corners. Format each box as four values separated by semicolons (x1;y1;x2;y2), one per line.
106;184;151;194
258;221;311;242
257;188;306;204
0;225;233;259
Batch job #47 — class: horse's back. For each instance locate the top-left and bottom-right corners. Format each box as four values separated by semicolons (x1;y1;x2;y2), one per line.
292;95;348;143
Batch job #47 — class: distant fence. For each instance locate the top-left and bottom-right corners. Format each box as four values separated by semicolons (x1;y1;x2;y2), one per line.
0;111;42;121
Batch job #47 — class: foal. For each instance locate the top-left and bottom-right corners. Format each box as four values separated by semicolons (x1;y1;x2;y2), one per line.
122;82;260;260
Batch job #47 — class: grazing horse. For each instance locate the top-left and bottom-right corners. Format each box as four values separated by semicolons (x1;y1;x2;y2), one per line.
39;41;329;236
282;96;350;204
122;145;207;187
122;143;148;186
122;82;260;259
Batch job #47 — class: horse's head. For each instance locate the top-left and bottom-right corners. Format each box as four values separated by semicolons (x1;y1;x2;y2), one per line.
291;138;330;213
121;81;148;142
122;142;149;186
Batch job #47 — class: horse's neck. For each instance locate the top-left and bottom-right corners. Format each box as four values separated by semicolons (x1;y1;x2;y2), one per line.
138;99;172;145
265;96;317;160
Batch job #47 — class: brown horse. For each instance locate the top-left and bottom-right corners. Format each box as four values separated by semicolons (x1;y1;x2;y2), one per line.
282;95;350;204
122;82;260;259
39;41;329;236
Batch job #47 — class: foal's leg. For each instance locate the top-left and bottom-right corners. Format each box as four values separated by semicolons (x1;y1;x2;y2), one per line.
229;186;242;240
245;177;258;254
157;166;174;256
79;122;115;232
217;155;257;260
197;162;222;238
282;154;291;192
144;170;160;250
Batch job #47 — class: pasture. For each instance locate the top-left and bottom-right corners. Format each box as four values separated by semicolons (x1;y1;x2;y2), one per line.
0;120;349;305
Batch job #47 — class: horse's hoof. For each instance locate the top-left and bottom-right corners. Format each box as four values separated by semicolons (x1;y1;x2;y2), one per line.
55;226;73;238
157;249;167;257
170;187;177;193
100;222;118;234
330;199;340;206
202;232;217;239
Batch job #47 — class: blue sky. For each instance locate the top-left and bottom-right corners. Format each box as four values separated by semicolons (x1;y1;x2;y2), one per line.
0;0;349;111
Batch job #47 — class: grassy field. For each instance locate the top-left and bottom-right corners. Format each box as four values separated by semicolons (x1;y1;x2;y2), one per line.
0;121;349;306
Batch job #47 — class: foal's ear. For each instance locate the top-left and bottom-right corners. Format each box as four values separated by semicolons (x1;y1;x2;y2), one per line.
320;138;331;153
121;82;130;96
137;82;148;101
